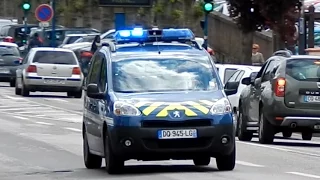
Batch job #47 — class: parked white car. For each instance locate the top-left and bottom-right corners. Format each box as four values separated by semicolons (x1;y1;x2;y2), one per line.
215;64;257;85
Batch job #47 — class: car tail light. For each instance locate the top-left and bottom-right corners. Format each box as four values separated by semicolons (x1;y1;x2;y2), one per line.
26;65;37;73
72;67;81;75
275;78;286;97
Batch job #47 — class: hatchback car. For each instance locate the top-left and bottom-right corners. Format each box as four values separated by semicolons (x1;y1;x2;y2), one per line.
15;47;83;98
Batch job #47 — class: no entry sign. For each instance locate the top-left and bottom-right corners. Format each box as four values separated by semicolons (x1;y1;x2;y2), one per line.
35;4;54;22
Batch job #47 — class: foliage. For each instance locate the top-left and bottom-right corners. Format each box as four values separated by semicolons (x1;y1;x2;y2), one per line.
171;9;183;21
227;0;302;43
193;1;204;18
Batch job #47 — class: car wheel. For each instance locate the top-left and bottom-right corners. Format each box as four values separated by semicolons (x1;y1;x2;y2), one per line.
74;90;82;98
15;80;21;95
302;132;312;140
193;157;211;166
104;133;124;174
21;81;29;97
237;108;253;141
10;80;15;87
83;133;102;169
216;145;236;171
282;131;292;138
258;111;275;144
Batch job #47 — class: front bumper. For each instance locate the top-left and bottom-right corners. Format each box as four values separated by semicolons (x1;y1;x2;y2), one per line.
108;124;235;160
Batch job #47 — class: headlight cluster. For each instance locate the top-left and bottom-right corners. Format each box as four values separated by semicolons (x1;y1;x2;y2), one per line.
210;98;232;115
113;101;141;116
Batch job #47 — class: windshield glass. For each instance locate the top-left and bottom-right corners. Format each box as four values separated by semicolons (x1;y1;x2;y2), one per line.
33;51;77;65
0;45;20;56
112;58;220;93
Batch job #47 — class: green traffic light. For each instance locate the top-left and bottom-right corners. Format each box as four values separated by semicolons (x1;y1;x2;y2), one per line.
204;3;213;12
22;3;31;10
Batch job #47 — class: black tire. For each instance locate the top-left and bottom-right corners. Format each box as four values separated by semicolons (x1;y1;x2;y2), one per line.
216;145;236;171
258;111;275;144
74;90;82;98
193;157;211;166
9;80;15;87
21;82;29;96
237;108;253;141
282;131;292;138
302;132;312;140
83;133;102;169
15;80;21;95
104;133;124;174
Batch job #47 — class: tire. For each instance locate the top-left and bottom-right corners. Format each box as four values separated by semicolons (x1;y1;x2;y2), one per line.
104;132;124;174
258;111;275;144
193;157;211;166
74;90;82;98
237;108;253;141
216;145;236;171
21;82;29;97
282;131;292;138
9;80;15;87
15;80;21;95
302;132;312;140
83;133;102;169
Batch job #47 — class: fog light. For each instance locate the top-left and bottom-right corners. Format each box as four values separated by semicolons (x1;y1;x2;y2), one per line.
124;139;132;147
221;137;229;144
314;125;320;130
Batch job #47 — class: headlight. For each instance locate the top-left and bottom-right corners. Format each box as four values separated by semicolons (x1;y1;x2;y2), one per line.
113;101;141;116
210;98;232;115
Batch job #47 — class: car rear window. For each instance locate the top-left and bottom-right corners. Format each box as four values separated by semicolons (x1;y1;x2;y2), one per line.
0;45;20;56
286;59;320;81
33;51;77;65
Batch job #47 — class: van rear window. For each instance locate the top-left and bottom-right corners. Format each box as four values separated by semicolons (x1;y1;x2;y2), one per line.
33;51;77;65
286;59;320;81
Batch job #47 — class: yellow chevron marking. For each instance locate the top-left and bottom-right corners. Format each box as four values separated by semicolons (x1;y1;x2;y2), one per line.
156;103;197;117
199;100;215;106
142;102;164;116
185;101;209;114
134;102;148;108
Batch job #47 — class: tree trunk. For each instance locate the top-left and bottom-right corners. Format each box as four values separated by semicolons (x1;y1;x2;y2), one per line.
241;31;254;65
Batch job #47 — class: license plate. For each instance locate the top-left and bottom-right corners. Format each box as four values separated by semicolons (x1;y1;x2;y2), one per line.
158;129;197;139
304;96;320;102
44;79;64;84
0;68;9;73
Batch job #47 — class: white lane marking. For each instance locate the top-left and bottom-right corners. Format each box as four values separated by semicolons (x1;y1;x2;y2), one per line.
3;95;24;100
286;172;320;179
44;98;69;102
0;107;53;111
12;116;29;120
236;160;264;167
17;110;66;114
237;141;320;157
35;122;54;126
64;127;81;132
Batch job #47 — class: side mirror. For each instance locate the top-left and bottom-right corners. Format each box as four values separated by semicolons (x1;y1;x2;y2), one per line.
224;88;238;96
241;77;251;85
87;83;104;99
254;78;261;88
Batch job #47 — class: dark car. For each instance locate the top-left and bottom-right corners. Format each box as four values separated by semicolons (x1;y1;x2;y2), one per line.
237;50;320;144
82;28;237;174
0;42;22;87
0;24;38;47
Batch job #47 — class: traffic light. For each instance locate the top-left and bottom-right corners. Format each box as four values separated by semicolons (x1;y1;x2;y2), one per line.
22;1;31;12
203;0;214;13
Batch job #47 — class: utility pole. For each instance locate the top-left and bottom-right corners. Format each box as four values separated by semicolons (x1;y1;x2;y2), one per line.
200;0;214;49
50;0;56;47
298;0;305;55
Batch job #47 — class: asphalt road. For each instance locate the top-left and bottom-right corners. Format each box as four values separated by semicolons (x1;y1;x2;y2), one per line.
0;82;320;180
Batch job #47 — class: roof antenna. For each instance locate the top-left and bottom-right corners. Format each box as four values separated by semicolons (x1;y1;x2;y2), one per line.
154;31;161;54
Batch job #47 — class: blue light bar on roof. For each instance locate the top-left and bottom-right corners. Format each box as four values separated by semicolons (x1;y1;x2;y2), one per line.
114;28;195;43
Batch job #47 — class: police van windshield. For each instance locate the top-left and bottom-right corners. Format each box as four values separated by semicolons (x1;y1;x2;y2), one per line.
112;58;220;93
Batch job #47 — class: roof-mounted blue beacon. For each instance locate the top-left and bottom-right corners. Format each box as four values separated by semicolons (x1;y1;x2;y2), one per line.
114;28;196;44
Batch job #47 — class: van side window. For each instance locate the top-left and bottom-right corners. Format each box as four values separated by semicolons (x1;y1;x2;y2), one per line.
87;54;102;85
99;58;107;92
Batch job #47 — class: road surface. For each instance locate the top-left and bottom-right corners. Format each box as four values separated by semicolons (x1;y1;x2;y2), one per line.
0;82;319;180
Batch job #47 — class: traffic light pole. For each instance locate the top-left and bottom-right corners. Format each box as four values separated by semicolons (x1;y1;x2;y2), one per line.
23;11;27;45
203;13;208;49
50;0;56;47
